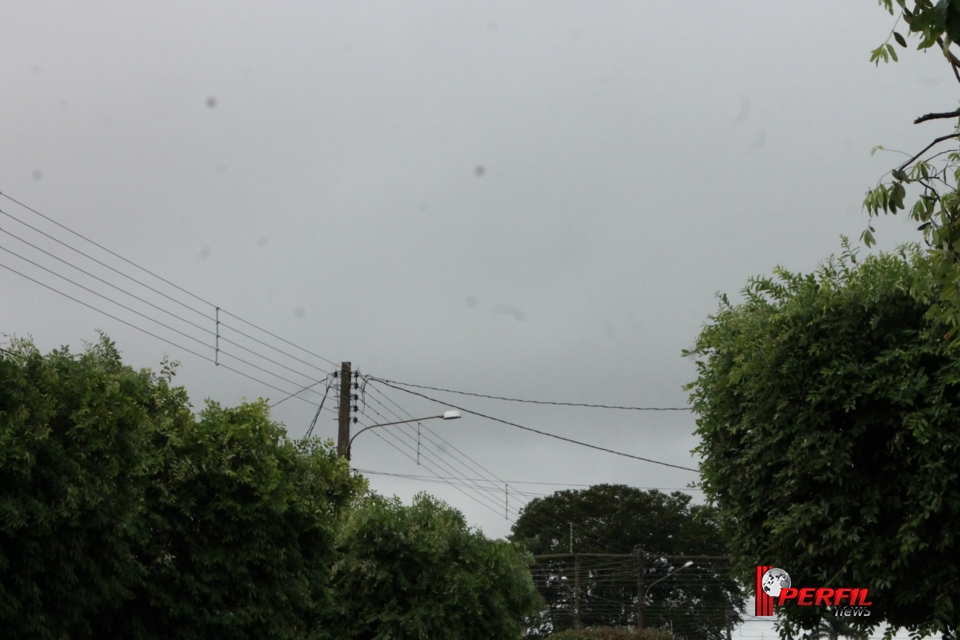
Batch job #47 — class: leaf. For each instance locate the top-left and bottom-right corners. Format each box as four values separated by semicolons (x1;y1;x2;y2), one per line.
871;44;886;65
895;31;909;47
892;182;907;210
887;42;900;61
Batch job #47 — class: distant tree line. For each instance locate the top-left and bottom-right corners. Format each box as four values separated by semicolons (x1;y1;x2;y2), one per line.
511;485;743;640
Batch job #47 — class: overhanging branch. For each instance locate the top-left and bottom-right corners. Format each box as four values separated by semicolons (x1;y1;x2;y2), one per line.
937;37;960;85
915;109;960;124
898;133;960;172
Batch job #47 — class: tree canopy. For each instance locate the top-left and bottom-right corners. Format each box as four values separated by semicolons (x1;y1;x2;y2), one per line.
865;1;960;336
0;335;542;639
511;485;742;640
686;245;960;638
326;492;543;640
1;336;182;639
0;336;366;639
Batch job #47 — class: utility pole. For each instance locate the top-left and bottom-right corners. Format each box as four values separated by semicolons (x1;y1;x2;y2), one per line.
636;550;645;630
726;612;733;640
336;362;352;458
573;552;581;630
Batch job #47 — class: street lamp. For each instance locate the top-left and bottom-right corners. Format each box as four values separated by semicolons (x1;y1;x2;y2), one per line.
637;560;693;629
646;560;694;597
347;410;461;460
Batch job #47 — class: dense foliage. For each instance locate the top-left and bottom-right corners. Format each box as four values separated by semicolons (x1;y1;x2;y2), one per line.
686;246;960;638
0;335;542;639
548;627;673;640
511;485;742;640
0;336;183;638
105;400;362;640
326;492;543;640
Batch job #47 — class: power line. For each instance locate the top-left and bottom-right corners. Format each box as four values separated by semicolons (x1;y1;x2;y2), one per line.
0;260;333;409
0;192;338;369
1;190;220;312
355;411;514;520
356;401;516;517
361;386;613;546
271;376;331;408
0;245;330;400
357;391;606;546
351;469;702;492
302;378;334;437
0;205;332;378
369;376;692;411
357;386;649;554
363;384;513;498
366;378;700;473
0;224;331;384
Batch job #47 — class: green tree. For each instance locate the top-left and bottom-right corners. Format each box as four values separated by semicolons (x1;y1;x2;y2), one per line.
510;485;742;640
549;627;673;640
326;492;543;640
775;615;869;640
686;245;960;638
864;1;960;336
105;400;364;640
0;336;183;639
0;336;364;639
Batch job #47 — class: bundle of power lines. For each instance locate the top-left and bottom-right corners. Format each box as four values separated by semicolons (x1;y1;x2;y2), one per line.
0;190;698;528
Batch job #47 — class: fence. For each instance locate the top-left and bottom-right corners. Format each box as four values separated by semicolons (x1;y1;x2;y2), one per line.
526;553;744;640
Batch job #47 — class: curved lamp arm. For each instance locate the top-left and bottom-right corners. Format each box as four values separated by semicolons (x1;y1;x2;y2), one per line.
347;410;460;460
645;561;694;598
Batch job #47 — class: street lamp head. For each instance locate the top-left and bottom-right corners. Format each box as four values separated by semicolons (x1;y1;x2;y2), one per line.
442;410;461;420
683;561;694;568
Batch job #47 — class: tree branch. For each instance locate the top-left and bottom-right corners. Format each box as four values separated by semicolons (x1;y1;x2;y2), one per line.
937;37;960;85
915;109;960;124
898;133;960;172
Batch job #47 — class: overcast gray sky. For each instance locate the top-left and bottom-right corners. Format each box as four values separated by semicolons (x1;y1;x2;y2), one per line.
0;1;950;605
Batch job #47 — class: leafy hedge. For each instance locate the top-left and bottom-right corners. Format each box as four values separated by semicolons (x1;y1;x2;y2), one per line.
549;626;673;640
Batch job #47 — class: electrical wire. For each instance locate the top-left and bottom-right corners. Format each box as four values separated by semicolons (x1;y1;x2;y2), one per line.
0;193;337;371
303;379;334;438
369;376;692;411
271;374;332;408
359;388;618;545
352;469;702;493
0;205;332;378
366;378;700;472
0;260;331;409
0;224;331;384
363;387;516;503
360;386;515;502
356;404;514;517
358;386;646;555
356;413;514;520
0;245;330;400
358;388;705;552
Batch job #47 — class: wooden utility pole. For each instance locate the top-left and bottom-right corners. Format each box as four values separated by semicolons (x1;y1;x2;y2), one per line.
336;361;352;458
